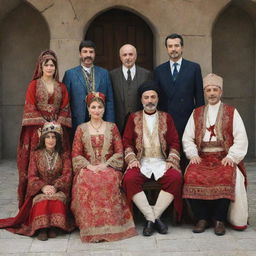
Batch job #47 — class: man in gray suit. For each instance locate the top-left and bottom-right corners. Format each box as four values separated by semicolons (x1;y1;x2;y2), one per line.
110;44;151;133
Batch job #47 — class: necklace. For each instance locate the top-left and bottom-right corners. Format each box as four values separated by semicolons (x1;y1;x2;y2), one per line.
44;150;58;171
89;120;103;132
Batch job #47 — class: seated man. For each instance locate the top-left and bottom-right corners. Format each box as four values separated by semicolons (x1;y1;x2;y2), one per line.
182;73;248;236
122;80;183;236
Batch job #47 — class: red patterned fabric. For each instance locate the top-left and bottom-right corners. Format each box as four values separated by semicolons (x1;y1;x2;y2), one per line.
183;151;236;200
17;79;71;208
71;122;137;242
183;103;246;200
0;150;74;235
193;104;247;184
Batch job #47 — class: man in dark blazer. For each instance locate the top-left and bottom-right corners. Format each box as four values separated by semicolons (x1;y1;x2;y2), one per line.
63;40;115;134
110;44;151;133
154;34;204;140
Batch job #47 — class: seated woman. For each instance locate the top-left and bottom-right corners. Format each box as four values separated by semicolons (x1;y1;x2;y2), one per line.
71;92;137;243
0;122;74;241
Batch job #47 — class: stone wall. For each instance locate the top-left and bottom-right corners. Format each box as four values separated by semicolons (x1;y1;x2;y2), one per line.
0;0;256;158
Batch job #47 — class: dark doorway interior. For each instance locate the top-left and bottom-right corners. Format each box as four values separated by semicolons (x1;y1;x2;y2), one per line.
85;8;153;71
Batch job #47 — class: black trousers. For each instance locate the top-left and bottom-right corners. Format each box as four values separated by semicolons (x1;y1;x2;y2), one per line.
189;198;230;222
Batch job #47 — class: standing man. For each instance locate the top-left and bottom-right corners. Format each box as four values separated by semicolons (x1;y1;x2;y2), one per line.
122;81;183;236
63;40;115;134
110;44;151;133
154;33;204;139
182;73;248;235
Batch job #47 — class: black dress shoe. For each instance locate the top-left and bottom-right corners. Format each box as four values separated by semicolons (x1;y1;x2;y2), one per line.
143;221;155;236
154;219;168;234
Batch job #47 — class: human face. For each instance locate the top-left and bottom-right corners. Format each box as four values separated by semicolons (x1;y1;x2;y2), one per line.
42;59;56;78
204;85;222;105
45;132;56;151
80;47;95;67
141;90;158;113
88;100;105;120
119;44;137;69
166;38;183;62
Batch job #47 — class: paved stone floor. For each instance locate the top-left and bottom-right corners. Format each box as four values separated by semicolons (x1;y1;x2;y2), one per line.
0;160;256;256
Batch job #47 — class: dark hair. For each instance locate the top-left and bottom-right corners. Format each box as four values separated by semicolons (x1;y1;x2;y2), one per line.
79;40;96;52
37;132;63;154
41;57;58;79
165;33;184;47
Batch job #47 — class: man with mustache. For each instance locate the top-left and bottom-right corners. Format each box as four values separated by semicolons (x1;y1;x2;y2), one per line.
122;81;183;236
110;44;151;133
63;40;114;135
154;34;204;144
182;73;248;235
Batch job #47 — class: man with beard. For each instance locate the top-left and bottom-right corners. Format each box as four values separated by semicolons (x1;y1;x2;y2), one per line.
182;73;248;235
122;81;183;236
110;44;151;133
63;40;114;134
154;34;204;141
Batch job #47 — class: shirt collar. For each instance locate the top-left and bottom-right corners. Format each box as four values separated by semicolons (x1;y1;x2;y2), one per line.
169;57;182;67
122;64;136;75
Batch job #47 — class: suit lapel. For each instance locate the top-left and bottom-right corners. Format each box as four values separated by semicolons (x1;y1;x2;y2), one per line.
116;68;125;102
162;62;176;99
75;66;87;92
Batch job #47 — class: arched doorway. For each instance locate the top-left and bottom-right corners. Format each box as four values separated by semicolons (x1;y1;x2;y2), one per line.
85;8;153;71
0;2;50;158
212;4;255;159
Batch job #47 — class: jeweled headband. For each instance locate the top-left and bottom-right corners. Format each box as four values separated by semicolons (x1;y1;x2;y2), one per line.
86;92;106;106
41;122;63;136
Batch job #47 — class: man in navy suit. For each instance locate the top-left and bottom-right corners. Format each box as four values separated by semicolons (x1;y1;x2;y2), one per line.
154;34;204;140
63;40;115;134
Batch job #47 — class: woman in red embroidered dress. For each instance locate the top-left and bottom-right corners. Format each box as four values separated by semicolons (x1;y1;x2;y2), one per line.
71;92;137;242
17;50;71;209
0;122;74;240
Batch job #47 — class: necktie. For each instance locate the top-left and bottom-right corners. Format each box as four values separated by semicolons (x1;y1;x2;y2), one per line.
85;70;93;91
173;63;178;81
127;69;132;84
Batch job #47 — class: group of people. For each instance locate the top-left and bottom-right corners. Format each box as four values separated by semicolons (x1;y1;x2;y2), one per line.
0;33;249;242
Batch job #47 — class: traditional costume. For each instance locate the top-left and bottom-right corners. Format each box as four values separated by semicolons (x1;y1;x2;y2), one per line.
0;122;74;236
182;73;248;234
71;92;137;243
17;50;71;208
122;81;183;236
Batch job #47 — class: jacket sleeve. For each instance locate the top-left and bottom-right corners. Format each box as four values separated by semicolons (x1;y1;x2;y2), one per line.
194;64;205;108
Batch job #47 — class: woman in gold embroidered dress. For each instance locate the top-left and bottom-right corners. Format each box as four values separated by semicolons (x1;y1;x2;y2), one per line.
17;50;71;209
0;122;74;241
71;92;137;242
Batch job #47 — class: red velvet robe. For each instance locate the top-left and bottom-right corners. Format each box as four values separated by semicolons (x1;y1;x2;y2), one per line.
122;111;183;219
17;79;71;208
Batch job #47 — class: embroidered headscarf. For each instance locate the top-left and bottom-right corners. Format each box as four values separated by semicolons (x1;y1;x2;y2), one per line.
86;92;106;106
32;49;59;81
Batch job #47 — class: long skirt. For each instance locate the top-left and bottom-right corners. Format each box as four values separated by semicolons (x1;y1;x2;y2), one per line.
71;167;137;242
0;191;74;236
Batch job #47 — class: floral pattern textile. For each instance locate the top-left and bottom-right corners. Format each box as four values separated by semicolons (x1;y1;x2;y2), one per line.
71;122;137;242
17;79;71;208
0;149;74;236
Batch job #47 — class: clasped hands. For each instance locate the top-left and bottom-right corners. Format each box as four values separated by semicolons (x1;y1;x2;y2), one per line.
87;163;108;173
190;156;234;167
42;185;56;195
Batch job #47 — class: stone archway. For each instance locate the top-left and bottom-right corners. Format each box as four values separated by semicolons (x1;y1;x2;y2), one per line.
212;4;255;159
85;8;154;71
0;2;50;158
